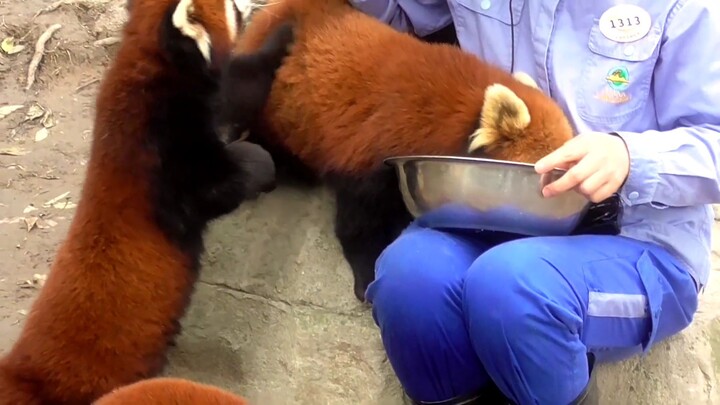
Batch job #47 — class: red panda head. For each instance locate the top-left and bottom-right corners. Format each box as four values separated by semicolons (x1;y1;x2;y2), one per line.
166;0;245;71
467;72;575;164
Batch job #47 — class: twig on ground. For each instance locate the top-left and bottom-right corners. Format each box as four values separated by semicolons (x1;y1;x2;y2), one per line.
75;78;99;92
33;0;72;19
25;23;62;91
93;37;121;47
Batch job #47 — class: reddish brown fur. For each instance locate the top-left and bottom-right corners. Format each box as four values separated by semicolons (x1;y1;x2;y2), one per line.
0;0;239;403
93;378;248;404
235;0;575;176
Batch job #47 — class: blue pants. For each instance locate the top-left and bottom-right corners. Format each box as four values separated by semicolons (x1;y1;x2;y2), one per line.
365;224;699;405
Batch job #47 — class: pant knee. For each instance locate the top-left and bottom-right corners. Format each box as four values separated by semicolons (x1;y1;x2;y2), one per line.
368;227;482;327
462;238;585;341
367;226;492;401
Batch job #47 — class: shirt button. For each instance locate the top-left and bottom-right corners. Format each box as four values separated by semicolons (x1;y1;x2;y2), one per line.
624;46;635;56
629;191;639;200
480;0;491;9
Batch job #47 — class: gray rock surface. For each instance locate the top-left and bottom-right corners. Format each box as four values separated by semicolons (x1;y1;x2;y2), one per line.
162;184;720;404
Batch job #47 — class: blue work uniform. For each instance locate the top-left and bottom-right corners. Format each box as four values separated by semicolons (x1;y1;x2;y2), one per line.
347;0;720;404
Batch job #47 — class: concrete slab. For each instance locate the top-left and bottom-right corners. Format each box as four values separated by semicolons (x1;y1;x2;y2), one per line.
163;185;404;404
162;183;720;405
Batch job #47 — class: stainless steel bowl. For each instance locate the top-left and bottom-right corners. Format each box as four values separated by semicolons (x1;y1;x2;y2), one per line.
384;155;591;236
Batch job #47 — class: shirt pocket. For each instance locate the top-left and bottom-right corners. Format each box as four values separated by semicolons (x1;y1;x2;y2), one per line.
453;0;525;26
450;0;526;71
575;20;663;125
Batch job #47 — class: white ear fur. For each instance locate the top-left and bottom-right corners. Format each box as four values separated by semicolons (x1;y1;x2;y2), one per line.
512;71;539;89
172;0;212;62
468;84;531;153
233;0;255;24
225;0;238;41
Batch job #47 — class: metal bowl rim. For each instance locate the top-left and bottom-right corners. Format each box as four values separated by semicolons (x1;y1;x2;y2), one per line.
383;155;567;175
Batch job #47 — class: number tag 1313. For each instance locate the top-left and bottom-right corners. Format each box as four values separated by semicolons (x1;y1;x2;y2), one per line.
599;4;652;43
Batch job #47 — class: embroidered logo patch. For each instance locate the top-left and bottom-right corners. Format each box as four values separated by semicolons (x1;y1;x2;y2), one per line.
606;66;630;91
595;66;631;104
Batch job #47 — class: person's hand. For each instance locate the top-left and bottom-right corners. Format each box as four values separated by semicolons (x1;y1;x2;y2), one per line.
534;132;630;203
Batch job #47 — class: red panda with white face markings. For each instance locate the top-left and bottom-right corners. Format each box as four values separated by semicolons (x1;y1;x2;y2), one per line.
0;0;294;403
219;0;575;301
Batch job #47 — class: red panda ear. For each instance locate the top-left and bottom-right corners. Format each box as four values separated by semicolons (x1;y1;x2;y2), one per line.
172;0;212;63
512;71;539;89
468;84;531;153
233;0;254;23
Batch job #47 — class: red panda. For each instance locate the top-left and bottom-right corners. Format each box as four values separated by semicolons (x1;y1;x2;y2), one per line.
0;0;295;402
219;0;576;302
93;377;248;404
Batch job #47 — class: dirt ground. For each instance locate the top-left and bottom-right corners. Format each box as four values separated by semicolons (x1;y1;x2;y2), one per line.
0;0;126;351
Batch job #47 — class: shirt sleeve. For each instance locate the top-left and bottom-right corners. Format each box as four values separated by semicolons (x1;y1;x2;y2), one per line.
614;0;720;208
348;0;453;37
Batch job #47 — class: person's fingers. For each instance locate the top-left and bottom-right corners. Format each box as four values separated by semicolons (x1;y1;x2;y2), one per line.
589;181;619;203
534;137;587;174
542;152;602;197
576;168;610;199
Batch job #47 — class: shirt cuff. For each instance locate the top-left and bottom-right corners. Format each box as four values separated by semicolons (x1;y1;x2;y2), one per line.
612;131;660;207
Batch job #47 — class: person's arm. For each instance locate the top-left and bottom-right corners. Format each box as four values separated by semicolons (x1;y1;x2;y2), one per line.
348;0;453;37
614;0;720;208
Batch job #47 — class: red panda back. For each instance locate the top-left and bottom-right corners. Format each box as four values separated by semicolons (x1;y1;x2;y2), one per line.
238;0;573;175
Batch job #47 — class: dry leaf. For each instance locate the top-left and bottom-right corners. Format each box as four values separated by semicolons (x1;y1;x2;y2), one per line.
0;104;23;120
25;104;45;121
51;202;76;209
17;274;46;290
32;274;47;288
1;37;25;55
24;216;38;232
23;205;37;214
43;191;70;207
0;147;29;156
0;217;24;224
41;109;55;128
35;127;49;142
36;219;57;229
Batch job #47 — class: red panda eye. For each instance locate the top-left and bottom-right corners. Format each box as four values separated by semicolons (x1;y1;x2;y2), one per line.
187;12;200;24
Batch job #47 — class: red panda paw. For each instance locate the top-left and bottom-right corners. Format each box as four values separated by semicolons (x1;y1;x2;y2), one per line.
225;140;277;196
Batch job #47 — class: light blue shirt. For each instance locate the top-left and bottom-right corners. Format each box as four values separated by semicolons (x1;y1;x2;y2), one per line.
349;0;720;291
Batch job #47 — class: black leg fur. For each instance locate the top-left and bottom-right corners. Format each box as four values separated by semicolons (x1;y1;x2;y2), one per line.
245;130;322;187
147;11;294;273
216;22;295;144
329;168;413;302
326;27;459;300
